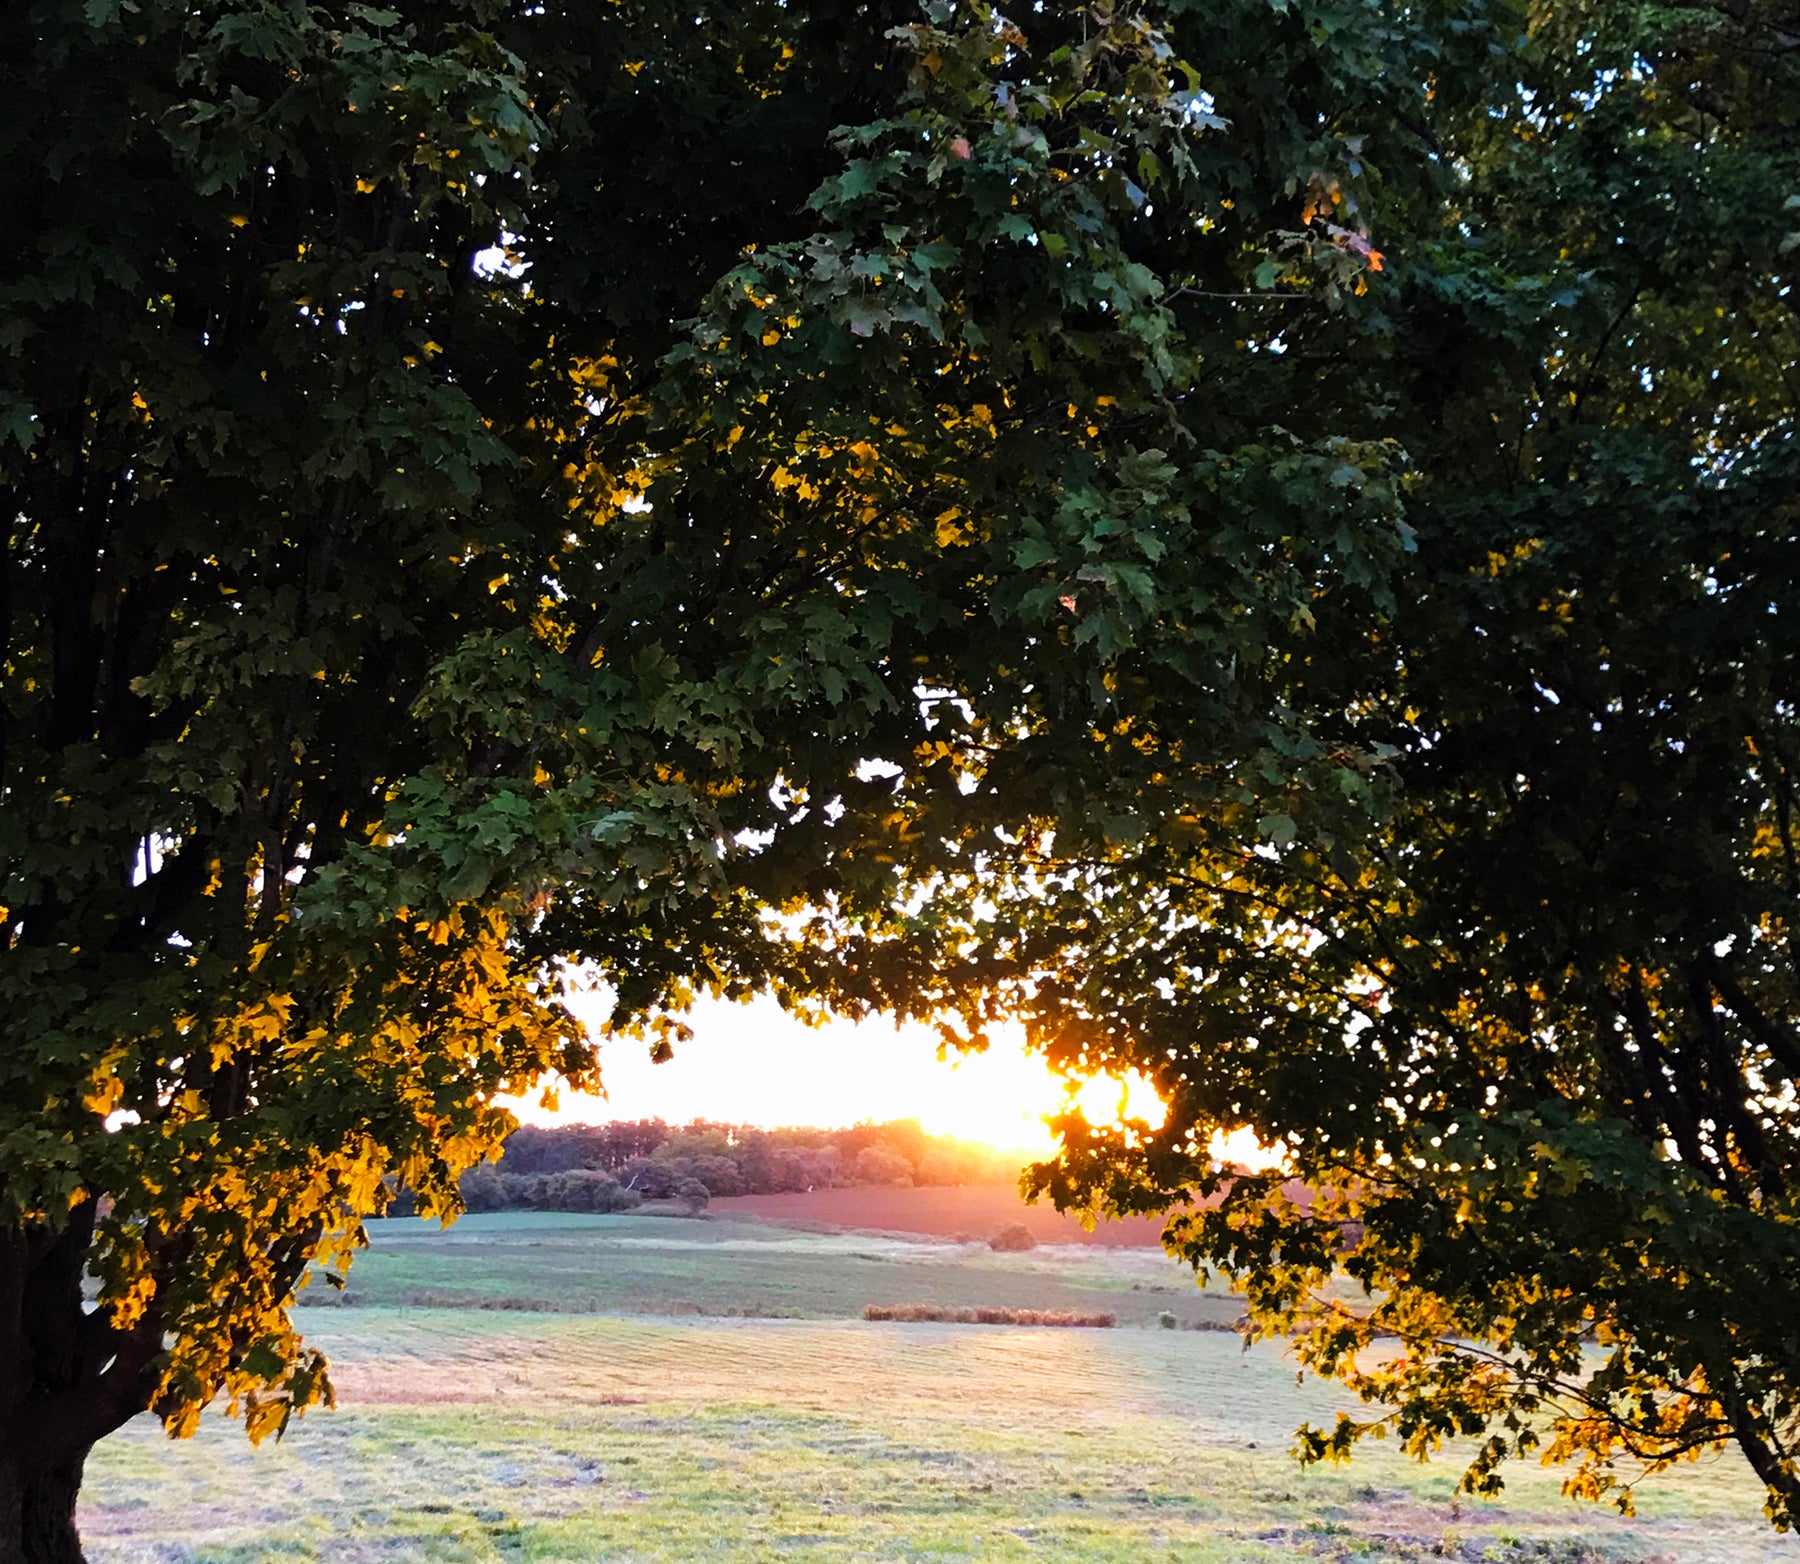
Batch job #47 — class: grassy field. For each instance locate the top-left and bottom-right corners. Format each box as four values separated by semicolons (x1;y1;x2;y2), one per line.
301;1212;1246;1328
81;1210;1797;1563
705;1186;1170;1246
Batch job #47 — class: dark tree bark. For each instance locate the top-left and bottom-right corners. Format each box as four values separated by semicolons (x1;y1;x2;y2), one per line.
0;1451;89;1564
0;1208;156;1564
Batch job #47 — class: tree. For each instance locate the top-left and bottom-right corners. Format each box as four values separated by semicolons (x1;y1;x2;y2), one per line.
781;0;1800;1529
852;1143;915;1187
1;1;1331;1556
538;1170;639;1214
8;0;1790;1558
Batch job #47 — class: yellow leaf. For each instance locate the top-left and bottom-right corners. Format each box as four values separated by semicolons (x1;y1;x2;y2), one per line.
82;1075;125;1117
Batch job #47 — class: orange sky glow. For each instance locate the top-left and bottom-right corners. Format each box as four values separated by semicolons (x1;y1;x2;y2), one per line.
504;991;1168;1156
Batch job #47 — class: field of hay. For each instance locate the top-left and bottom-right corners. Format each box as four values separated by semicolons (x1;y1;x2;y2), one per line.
81;1210;1796;1563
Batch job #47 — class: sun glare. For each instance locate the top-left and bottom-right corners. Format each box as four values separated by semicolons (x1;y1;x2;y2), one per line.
503;993;1168;1157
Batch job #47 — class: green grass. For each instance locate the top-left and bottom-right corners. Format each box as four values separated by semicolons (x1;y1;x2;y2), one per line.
79;1212;1790;1563
305;1211;1247;1329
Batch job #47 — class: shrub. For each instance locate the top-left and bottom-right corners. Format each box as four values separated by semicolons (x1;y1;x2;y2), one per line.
618;1156;681;1200
915;1147;976;1186
777;1146;840;1190
457;1164;515;1212
988;1222;1036;1252
863;1304;1113;1328
517;1173;554;1208
541;1170;641;1214
457;1165;642;1213
488;1120;1019;1194
852;1144;915;1187
681;1153;746;1198
675;1177;710;1215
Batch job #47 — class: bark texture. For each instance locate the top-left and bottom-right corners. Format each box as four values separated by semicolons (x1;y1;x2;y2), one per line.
0;1454;88;1564
0;1208;159;1564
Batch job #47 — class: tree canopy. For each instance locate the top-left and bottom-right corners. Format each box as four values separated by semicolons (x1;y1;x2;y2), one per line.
2;0;1796;1557
800;0;1800;1529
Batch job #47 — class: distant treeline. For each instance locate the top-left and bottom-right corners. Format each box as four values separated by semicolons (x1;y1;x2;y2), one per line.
453;1119;1022;1215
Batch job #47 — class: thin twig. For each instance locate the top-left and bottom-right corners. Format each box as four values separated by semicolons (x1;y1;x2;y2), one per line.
1171;286;1309;304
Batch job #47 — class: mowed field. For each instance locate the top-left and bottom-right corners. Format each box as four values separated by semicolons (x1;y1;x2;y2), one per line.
80;1207;1799;1564
297;1210;1242;1328
707;1186;1171;1246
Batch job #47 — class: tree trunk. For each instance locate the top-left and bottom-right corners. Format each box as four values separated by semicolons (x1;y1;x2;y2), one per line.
0;1208;156;1564
0;1451;89;1564
1721;1387;1800;1532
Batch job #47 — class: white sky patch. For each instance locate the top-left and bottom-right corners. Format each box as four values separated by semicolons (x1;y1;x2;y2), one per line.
503;993;1165;1156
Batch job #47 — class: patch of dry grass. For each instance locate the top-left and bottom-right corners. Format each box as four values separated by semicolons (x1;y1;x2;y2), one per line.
863;1303;1116;1327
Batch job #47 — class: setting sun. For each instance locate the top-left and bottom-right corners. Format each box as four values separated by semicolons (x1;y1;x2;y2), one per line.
504;992;1166;1156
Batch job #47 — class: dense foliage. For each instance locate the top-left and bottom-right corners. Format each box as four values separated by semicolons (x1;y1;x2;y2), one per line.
2;0;1795;1556
456;1164;643;1214
1;0;1331;1553
780;0;1800;1531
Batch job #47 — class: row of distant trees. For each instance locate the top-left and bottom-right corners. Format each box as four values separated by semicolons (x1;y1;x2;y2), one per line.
450;1119;1020;1215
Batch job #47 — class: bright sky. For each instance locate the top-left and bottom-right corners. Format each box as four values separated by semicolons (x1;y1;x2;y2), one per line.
505;990;1166;1155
